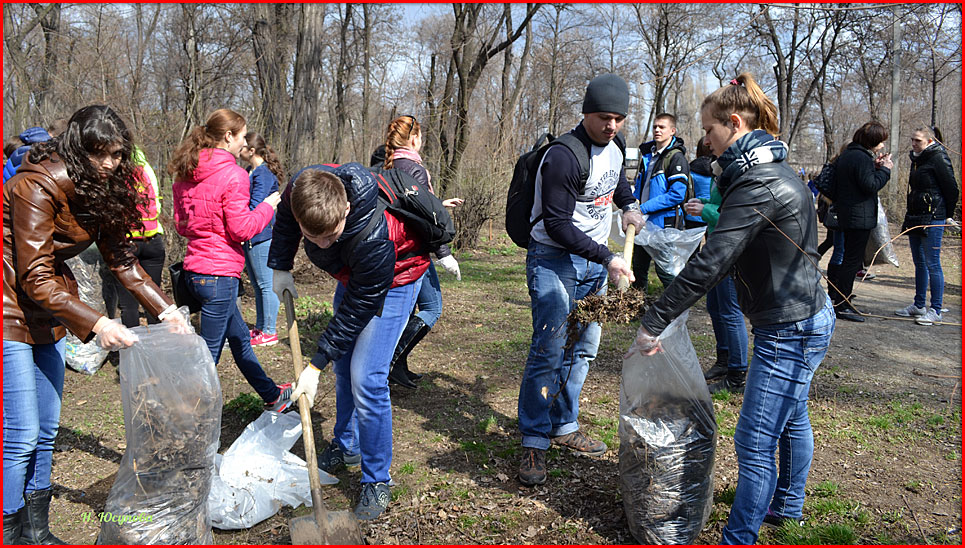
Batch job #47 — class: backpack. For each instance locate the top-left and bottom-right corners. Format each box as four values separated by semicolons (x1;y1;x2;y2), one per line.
507;132;626;248
340;167;455;263
812;161;836;199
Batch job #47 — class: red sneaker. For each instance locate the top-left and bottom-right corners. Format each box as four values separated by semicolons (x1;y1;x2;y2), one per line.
251;331;278;347
250;328;261;339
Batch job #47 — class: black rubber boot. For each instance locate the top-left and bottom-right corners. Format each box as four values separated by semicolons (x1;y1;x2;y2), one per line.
19;489;64;545
388;316;430;389
4;512;23;545
708;368;746;395
704;349;730;381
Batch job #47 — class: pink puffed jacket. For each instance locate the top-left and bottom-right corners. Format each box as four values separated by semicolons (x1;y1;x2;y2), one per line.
173;148;274;277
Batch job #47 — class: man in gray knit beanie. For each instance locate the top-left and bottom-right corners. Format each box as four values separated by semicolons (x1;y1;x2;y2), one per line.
582;73;630;117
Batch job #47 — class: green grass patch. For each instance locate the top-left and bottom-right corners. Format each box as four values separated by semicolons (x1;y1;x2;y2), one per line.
478;415;498;433
397;462;415;475
714;486;736;505
811;480;840;498
224;392;264;423
807;497;857;517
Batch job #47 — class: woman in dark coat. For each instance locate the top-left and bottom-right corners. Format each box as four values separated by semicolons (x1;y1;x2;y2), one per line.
895;127;959;325
826;121;892;322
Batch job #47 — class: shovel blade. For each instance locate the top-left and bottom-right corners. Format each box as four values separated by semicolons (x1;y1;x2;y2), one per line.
290;510;363;545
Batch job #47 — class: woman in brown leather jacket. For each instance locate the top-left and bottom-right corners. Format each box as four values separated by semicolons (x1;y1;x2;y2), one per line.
2;105;188;544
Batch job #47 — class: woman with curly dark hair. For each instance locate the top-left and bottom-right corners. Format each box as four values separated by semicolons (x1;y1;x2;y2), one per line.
240;132;285;346
2;105;189;544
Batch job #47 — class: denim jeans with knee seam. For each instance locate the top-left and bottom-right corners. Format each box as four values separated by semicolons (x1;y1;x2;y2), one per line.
706;275;748;371
3;339;66;514
186;271;280;403
721;296;834;544
244;239;280;335
414;262;442;328
330;274;423;484
908;224;945;312
518;241;607;450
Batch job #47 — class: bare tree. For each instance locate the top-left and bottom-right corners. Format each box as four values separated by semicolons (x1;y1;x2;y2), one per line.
287;4;327;169
249;4;294;153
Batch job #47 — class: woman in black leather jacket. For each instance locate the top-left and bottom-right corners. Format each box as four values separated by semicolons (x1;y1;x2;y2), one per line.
826;122;893;321
628;73;834;544
895;127;959;325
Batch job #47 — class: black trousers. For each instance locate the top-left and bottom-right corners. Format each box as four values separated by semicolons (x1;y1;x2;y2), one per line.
113;235;166;327
831;228;871;307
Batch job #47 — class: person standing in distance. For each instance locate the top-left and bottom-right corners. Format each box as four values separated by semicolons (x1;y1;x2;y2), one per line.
517;73;645;487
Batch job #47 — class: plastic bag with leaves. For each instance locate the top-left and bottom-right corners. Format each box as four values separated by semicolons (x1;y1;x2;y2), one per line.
98;324;221;545
619;311;717;544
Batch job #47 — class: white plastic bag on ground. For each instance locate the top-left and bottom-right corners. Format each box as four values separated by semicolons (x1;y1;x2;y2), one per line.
64;246;109;374
208;411;338;530
619;311;717;544
865;197;900;267
98;325;222;544
611;211;706;277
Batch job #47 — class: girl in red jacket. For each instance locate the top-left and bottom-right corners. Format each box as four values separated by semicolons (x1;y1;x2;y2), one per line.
169;109;292;412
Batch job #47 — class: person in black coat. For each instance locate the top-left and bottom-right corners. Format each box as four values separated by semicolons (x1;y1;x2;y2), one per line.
895;127;960;325
826;121;892;322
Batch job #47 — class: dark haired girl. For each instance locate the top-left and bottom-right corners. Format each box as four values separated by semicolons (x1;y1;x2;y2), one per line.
3;105;189;543
240;132;285;346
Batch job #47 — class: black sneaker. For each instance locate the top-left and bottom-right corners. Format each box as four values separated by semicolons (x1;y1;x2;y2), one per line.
518;447;546;486
708;370;746;395
355;482;391;520
317;440;361;473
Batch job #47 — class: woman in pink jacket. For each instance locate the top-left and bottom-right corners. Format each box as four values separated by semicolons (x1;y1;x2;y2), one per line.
169;109;291;412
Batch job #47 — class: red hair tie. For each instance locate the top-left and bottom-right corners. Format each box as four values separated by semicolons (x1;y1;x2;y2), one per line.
730;79;739;86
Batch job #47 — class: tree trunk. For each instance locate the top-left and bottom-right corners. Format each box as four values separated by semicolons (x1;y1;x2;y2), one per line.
251;4;291;154
330;4;354;163
287;4;326;170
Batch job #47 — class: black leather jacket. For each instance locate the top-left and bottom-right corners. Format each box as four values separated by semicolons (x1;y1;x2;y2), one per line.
641;161;826;335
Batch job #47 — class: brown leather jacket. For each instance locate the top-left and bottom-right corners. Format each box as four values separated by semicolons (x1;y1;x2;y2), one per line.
3;152;173;344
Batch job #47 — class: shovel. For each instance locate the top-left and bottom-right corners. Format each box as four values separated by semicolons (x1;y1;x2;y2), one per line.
616;224;636;293
283;289;363;545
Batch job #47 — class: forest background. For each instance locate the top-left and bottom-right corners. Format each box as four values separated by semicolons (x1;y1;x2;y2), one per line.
3;3;962;250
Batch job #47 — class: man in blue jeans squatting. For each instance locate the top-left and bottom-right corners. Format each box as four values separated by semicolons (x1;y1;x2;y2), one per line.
517;73;645;486
268;164;429;520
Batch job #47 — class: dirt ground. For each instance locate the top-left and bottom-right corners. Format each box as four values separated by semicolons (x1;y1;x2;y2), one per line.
50;221;961;545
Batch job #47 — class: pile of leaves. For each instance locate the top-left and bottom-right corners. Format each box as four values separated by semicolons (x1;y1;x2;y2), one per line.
565;289;653;349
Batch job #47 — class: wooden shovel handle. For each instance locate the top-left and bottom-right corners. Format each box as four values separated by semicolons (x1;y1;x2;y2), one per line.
617;224;636;292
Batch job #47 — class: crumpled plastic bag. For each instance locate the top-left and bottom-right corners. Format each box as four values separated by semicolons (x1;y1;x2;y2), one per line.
98;325;222;545
611;211;706;277
619;311;717;544
64;245;109;374
865;197;900;268
208;411;338;530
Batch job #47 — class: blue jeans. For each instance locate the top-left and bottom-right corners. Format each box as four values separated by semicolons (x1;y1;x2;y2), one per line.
331;274;423;484
186;272;280;403
244;239;280;335
721;296;835;544
414;262;442;328
908;224;945;312
706;276;748;371
518;241;607;450
829;230;845;266
3;339;66;514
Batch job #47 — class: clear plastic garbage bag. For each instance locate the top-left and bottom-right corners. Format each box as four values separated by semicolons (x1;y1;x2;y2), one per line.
611;211;706;277
619;311;717;544
865;197;900;268
64;246;109;374
98;324;222;545
209;411;338;530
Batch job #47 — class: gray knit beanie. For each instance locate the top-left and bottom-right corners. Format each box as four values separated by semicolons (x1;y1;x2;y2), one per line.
582;73;629;117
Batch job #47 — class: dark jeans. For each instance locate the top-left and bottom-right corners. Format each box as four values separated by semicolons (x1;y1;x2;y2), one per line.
113;236;166;328
185;271;280;403
831;228;872;307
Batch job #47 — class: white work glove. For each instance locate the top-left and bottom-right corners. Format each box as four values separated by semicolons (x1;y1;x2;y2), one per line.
94;317;139;351
622;208;645;233
159;305;193;334
437;255;461;281
290;365;321;405
945;218;960;229
624;325;662;358
272;269;297;301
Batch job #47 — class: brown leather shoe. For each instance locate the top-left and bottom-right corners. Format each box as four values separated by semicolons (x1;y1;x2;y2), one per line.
551;430;607;456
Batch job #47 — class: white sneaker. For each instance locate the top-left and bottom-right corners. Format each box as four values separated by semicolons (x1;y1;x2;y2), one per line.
915;309;942;325
895;304;927;317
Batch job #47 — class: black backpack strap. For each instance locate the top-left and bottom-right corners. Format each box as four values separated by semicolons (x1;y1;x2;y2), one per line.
554;133;591;189
339;199;386;266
